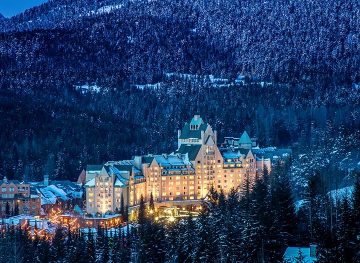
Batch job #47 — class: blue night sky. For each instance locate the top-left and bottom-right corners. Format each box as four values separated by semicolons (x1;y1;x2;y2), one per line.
0;0;48;17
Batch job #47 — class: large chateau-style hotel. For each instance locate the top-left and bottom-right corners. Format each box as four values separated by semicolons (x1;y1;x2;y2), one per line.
82;115;291;215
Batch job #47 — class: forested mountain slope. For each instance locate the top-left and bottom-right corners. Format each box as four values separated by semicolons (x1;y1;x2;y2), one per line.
0;0;359;86
0;0;359;189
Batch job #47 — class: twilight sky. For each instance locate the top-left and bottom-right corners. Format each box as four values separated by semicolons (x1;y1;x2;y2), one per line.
0;0;48;17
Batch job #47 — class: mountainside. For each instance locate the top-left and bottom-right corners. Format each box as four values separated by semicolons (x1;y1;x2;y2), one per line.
0;0;359;188
0;0;360;87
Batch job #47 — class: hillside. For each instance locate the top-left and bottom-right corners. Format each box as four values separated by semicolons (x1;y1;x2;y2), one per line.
0;0;359;87
0;0;359;188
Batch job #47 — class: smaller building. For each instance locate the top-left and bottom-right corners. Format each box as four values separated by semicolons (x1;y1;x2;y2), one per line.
283;245;317;263
30;175;83;213
0;177;41;217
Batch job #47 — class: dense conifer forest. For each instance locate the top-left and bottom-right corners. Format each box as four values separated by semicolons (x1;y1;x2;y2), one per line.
0;0;360;262
1;168;360;262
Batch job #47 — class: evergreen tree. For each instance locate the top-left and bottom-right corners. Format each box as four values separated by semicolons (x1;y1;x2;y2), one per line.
37;238;51;263
14;202;19;216
69;231;86;263
120;192;125;216
273;170;296;237
353;172;360;233
149;192;155;212
51;228;66;262
124;205;129;222
5;202;10;217
138;195;146;225
95;225;104;263
207;185;219;207
85;231;96;263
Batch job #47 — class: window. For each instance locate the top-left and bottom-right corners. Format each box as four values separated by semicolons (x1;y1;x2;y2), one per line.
1;187;6;192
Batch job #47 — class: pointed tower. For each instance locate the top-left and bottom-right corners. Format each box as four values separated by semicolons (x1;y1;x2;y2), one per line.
177;115;217;148
238;131;253;149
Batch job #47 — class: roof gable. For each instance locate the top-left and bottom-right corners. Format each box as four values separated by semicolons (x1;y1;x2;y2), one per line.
176;144;202;161
239;131;252;144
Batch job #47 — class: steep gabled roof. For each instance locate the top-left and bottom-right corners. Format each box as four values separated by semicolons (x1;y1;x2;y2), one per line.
238;131;252;145
176;144;202;161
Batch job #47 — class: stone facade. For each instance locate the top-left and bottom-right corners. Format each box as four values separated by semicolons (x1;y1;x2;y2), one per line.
84;115;291;215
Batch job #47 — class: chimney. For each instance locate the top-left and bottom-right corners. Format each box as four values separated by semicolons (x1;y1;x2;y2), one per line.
310;244;317;257
134;156;142;169
178;130;182;149
214;130;217;144
3;176;7;183
44;174;49;186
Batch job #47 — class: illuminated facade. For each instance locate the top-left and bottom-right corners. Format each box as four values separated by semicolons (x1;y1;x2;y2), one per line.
84;115;291;215
0;177;41;217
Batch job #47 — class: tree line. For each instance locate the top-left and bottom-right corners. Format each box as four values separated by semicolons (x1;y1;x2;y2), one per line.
1;167;360;262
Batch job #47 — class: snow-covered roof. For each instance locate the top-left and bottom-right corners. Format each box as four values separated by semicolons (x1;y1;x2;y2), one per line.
223;151;241;159
30;180;83;205
114;178;125;187
85;178;95;187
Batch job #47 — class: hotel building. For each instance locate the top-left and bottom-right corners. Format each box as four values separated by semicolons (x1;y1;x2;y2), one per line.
84;115;291;215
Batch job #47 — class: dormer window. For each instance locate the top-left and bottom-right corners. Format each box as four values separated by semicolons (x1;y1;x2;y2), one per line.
190;124;199;130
